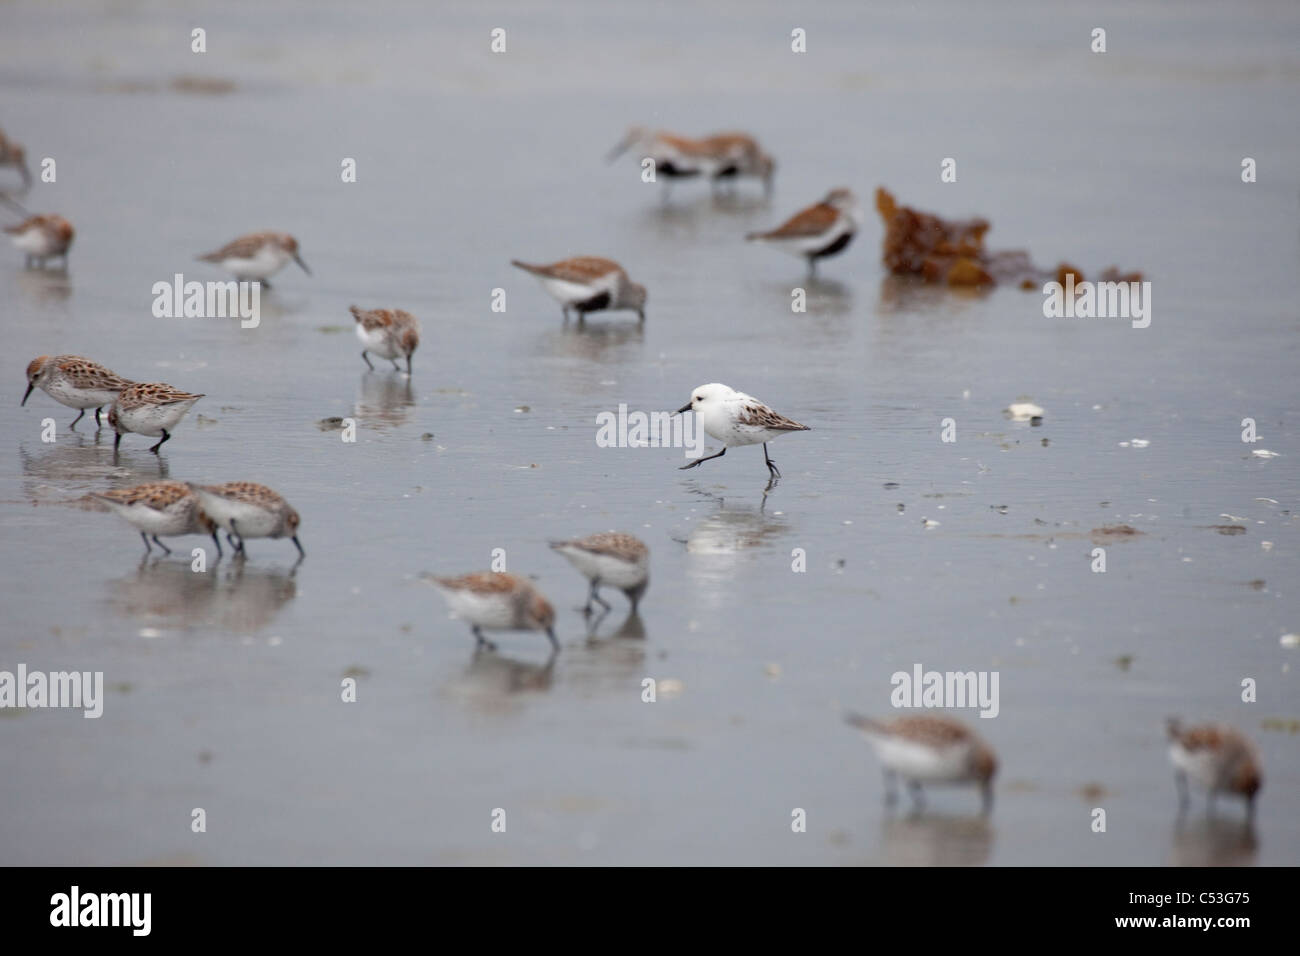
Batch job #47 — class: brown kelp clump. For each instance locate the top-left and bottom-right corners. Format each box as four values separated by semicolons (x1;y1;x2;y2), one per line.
875;188;1141;289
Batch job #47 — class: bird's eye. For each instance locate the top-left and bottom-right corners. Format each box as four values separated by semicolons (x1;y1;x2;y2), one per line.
694;395;703;402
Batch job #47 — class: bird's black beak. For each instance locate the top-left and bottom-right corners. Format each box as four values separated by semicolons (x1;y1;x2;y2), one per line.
292;535;305;557
21;383;34;406
674;402;692;415
605;131;637;164
294;254;311;276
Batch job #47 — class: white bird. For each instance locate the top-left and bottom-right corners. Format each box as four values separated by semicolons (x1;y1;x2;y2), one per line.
675;383;810;480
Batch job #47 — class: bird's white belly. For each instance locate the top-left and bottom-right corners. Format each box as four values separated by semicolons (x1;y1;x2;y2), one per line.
221;245;288;279
538;276;603;306
113;502;193;536
1169;745;1220;789
200;498;279;537
356;324;398;357
875;738;969;782
699;408;771;448
441;590;516;629
558;548;644;589
118;399;198;436
45;380;119;409
12;229;54;255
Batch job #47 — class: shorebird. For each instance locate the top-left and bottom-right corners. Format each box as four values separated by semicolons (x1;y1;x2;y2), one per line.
676;383;810;480
350;306;420;373
5;214;74;268
747;188;860;276
432;572;558;653
186;482;304;559
549;533;649;615
1167;718;1263;821
845;713;998;815
108;382;204;453
607;127;775;196
0;128;31;188
22;355;132;429
196;232;310;289
91;481;223;557
511;256;646;323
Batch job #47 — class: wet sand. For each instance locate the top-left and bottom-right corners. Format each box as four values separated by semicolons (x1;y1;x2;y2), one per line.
0;0;1296;864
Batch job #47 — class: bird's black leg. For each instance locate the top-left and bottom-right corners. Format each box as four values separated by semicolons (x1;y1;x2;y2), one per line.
113;431;122;452
883;769;899;808
260;278;273;292
140;531;152;554
587;579;611;614
1174;770;1189;817
907;779;925;812
472;626;497;652
94;407;103;426
361;351;374;370
545;627;560;653
806;256;818;279
152;535;172;555
69;408;85;429
390;358;400;370
230;519;246;556
980;781;995;817
211;530;223;558
763;443;781;480
680;447;726;470
406;355;412;374
148;429;170;454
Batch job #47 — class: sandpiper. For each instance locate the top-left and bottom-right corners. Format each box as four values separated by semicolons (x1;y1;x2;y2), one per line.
5;214;74;268
22;355;132;428
0;128;31;188
550;532;649;615
91;480;223;557
607;127;775;196
350;305;420;373
432;572;557;653
186;482;304;559
1167;718;1262;821
747;188;860;276
845;713;998;815
196;232;310;289
676;383;810;480
108;382;204;453
511;256;646;323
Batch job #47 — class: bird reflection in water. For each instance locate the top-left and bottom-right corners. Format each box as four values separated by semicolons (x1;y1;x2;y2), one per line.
106;555;297;635
355;371;415;430
1167;816;1258;867
878;813;995;867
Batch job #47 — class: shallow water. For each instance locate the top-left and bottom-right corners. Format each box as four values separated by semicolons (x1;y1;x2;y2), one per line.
0;0;1297;865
